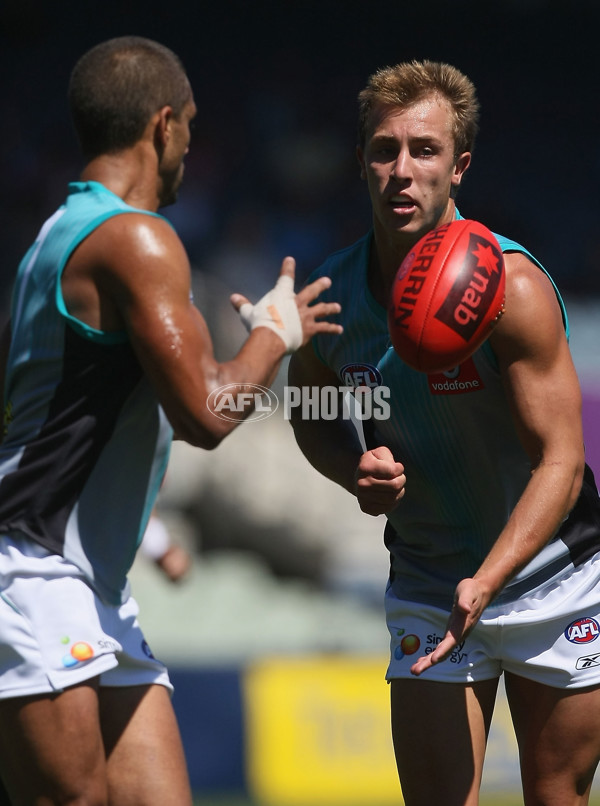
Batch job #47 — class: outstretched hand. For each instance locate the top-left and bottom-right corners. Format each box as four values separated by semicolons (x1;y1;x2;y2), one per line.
410;578;490;676
354;446;406;516
230;257;342;353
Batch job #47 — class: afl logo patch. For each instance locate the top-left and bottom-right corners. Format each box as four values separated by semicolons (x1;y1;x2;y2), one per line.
340;363;382;389
565;617;600;644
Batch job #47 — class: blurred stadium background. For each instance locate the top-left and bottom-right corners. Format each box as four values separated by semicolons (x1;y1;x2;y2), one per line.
2;1;599;802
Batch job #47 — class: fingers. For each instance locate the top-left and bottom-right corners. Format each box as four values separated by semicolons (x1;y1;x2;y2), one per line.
410;580;483;677
410;626;463;676
410;623;465;675
355;449;406;515
296;274;332;305
298;300;343;340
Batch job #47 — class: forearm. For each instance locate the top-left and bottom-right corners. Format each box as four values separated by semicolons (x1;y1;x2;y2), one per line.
290;414;364;496
473;454;584;600
161;321;288;448
215;326;286;391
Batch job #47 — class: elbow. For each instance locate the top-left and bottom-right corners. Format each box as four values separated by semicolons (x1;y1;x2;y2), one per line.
186;431;225;451
170;415;234;451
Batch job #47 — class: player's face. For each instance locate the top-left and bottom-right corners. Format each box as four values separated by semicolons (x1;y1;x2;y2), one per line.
158;97;197;208
357;95;471;249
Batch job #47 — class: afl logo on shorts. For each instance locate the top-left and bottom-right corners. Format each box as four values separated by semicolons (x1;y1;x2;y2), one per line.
565;617;600;644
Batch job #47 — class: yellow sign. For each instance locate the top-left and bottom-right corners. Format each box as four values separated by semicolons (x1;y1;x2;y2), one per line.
243;655;402;806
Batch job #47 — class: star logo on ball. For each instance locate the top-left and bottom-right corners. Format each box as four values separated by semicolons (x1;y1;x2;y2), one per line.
472;242;502;275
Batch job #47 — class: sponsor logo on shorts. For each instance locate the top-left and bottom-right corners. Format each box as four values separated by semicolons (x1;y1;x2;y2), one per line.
60;636;95;668
98;638;120;652
393;628;421;660
576;653;600;670
427;358;485;395
565;617;600;644
426;632;468;664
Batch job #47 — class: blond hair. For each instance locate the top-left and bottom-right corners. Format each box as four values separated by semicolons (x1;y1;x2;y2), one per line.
357;60;479;156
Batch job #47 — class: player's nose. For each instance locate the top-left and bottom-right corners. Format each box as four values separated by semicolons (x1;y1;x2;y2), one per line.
391;148;412;180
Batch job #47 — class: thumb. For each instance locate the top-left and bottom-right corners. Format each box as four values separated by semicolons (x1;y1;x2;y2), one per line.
230;293;250;312
371;445;396;463
278;256;296;282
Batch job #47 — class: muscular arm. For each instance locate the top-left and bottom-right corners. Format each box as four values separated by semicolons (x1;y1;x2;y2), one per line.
473;252;584;596
289;343;406;514
63;214;341;449
412;251;585;674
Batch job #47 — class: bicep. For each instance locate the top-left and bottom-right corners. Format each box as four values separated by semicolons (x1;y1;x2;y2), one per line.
490;253;583;469
99;218;221;443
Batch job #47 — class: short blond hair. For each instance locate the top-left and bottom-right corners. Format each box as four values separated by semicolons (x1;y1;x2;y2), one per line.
358;60;479;156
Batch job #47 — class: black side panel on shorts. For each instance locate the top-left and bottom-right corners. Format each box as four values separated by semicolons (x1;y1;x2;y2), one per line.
557;464;600;567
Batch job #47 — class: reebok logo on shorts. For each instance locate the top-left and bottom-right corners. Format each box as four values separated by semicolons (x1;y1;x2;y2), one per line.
576;653;600;670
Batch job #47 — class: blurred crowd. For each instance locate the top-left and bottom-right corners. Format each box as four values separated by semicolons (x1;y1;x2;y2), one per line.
3;0;600;321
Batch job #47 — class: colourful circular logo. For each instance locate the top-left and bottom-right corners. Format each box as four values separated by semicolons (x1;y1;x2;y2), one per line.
394;633;420;660
61;641;95;668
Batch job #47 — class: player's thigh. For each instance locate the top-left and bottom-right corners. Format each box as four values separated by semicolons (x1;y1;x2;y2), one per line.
390;676;498;806
505;672;600;805
0;679;107;805
99;683;192;806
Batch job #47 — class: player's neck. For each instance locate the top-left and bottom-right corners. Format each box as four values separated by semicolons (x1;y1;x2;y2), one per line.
80;148;160;212
367;242;396;309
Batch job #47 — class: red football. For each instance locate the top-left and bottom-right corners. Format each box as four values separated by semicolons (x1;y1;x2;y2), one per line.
388;219;506;373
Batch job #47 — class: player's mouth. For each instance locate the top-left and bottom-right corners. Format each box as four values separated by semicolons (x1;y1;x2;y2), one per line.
389;195;417;213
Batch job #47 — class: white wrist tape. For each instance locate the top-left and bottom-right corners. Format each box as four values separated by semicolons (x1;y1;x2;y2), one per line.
237;274;303;353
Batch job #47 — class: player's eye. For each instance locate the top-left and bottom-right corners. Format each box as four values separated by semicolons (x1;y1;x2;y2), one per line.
371;144;396;161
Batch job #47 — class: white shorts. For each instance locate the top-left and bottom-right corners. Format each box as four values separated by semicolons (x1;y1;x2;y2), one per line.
386;551;600;688
0;534;172;700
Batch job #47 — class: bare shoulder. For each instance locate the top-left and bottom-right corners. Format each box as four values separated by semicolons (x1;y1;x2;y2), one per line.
63;212;191;331
93;212;189;282
490;251;565;361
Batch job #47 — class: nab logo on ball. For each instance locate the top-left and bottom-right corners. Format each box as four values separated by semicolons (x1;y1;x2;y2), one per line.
565;617;600;644
434;231;504;341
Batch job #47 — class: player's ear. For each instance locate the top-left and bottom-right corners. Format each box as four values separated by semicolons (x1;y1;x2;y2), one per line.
356;145;367;180
452;151;471;188
153;105;174;151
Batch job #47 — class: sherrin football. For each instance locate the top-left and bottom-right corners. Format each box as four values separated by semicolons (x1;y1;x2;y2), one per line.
388;219;506;373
